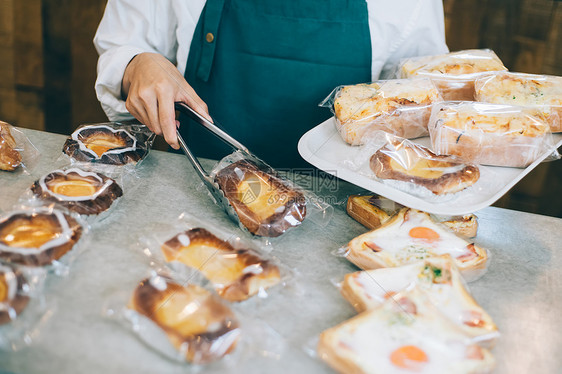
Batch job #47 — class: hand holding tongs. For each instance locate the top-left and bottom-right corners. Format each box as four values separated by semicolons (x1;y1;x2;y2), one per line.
174;102;249;220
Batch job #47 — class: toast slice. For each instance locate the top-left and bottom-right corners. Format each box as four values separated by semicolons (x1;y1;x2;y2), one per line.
345;208;488;280
161;228;281;302
346;194;478;238
341;256;498;343
318;288;495;374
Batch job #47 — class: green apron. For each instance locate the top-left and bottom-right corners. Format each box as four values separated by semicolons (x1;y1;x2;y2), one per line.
182;0;371;168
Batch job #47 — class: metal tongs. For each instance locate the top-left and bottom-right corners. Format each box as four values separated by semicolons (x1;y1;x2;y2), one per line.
174;102;249;222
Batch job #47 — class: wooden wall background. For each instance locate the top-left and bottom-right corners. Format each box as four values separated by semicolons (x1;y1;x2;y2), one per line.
0;0;561;217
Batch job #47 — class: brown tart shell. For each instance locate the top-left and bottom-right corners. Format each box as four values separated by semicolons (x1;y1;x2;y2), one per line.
0;264;30;325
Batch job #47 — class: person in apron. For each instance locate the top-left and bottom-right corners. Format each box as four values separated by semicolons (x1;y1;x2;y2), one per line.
122;0;371;168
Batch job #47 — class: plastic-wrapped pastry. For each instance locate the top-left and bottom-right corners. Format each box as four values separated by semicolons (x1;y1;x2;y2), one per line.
345;208;488;281
161;228;281;302
0;209;84;266
369;139;480;195
129;275;240;364
398;49;507;100
0;262;30;325
318;288;495;374
325;79;442;145
346;194;478;238
30;168;123;215
341;255;498;342
62;122;154;165
474;72;562;132
0;121;22;171
215;159;306;237
429;102;552;167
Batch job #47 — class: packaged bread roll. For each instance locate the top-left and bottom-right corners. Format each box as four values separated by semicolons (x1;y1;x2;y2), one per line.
398;49;507;100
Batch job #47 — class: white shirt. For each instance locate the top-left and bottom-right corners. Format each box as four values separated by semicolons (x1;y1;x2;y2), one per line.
94;0;448;121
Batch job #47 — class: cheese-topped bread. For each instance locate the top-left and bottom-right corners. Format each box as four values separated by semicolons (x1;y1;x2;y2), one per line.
399;49;507;100
429;102;551;167
475;72;562;132
161;228;281;302
369;140;480;195
332;79;442;145
341;255;498;342
345;209;488;281
318;288;495;374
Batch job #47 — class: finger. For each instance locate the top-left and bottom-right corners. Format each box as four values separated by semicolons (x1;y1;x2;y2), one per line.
138;88;161;136
126;96;157;133
156;89;179;149
178;84;212;123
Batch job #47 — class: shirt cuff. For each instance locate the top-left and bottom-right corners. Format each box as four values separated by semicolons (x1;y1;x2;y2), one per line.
95;45;153;121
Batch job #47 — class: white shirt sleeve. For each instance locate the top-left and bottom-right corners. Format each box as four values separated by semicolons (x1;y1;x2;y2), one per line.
93;0;205;121
366;0;449;80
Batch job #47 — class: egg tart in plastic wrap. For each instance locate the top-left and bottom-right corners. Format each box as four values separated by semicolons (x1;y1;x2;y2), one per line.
213;156;307;237
161;227;281;302
127;274;241;364
367;134;480;196
398;49;507;100
0;262;30;325
62;122;155;165
0;208;84;267
0;121;22;171
29;168;123;216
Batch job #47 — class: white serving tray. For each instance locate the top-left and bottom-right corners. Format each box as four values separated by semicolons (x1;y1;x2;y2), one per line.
298;118;562;215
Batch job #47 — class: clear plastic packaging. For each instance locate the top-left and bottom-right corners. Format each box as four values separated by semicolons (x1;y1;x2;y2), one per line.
0;261;52;351
19;167;124;222
319;78;443;145
210;151;333;238
474;72;562;132
138;212;289;303
103;271;286;367
338;208;490;282
397;49;507;100
429;101;556;167
0;206;89;275
346;194;478;238
348;131;481;197
61;121;155;166
0;121;40;174
339;255;499;345
317;287;496;374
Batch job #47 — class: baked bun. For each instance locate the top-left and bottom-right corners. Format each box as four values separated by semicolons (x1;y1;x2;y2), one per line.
341;256;498;342
345;208;488;280
129;276;240;364
332;79;442;145
429;102;551;167
347;194;478;238
62;123;153;165
475;72;562;132
0;262;30;325
0;210;83;266
0;121;22;171
161;228;281;302
369;140;480;195
399;49;507;100
30;168;123;215
318;288;495;374
215;159;306;237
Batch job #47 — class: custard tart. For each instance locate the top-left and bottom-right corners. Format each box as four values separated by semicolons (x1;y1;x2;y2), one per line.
0;263;30;325
129;276;240;364
0;210;83;266
0;121;22;171
31;168;123;215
